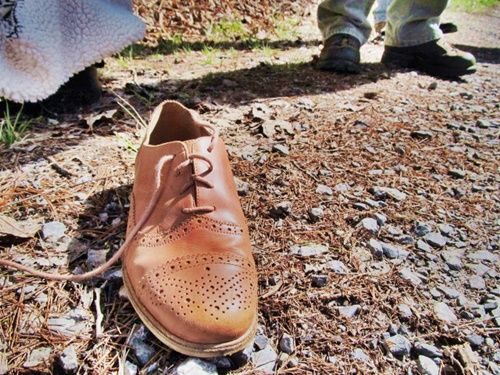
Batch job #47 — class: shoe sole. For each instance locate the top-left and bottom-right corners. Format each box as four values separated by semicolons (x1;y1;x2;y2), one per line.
382;50;476;78
317;59;361;74
123;268;257;358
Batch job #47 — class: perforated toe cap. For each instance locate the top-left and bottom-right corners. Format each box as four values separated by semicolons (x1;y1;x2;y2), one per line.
139;252;258;344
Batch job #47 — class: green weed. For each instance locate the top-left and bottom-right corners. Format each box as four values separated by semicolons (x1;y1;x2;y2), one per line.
206;19;250;42
273;17;301;40
450;0;498;11
0;104;31;147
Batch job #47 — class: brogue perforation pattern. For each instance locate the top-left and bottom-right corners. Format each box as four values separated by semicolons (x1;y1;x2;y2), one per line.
138;216;245;247
139;253;257;320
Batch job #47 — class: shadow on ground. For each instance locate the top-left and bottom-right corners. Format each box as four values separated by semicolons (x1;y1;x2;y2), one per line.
453;44;500;64
0;59;390;168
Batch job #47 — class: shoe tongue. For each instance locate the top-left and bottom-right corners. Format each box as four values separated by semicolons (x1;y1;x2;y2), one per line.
184;136;212;155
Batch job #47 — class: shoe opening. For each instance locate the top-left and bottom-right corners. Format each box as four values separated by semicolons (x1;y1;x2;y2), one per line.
147;102;210;145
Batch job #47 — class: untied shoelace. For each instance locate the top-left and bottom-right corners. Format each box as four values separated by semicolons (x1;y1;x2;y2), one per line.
0;123;219;282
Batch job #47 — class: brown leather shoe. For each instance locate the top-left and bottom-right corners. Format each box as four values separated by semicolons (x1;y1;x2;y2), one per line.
123;101;258;357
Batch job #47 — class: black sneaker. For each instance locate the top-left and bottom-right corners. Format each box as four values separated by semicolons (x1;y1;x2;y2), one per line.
382;39;476;78
317;34;361;73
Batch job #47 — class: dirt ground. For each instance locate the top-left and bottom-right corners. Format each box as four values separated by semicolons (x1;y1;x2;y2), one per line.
0;7;499;375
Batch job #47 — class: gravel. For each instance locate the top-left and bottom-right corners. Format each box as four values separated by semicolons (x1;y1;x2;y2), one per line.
424;232;448;248
316;184;333;196
290;244;328;257
311;274;328;287
172;358;217;375
279;334;295;354
58;346;78;374
336;305;361;318
42;221;66;242
441;253;463;270
397;304;413;319
413;342;443;358
23;347;52;368
468;275;486;290
308;207;324;222
360;218;379;234
381;242;409;259
434;302;458;323
252;344;278;374
324;260;349;274
417;355;440;375
383;335;411;358
466;334;485;348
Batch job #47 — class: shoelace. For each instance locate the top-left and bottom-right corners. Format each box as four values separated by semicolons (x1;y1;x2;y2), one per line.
0;123;219;282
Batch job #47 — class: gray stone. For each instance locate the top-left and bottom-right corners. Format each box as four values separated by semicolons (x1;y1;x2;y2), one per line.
270;201;292;219
430;288;442;299
272;144;289;155
279;334;295;354
386;225;403;236
424;232;447;248
468;275;486;290
396;235;415;245
308;207;324;222
234;178;250;196
87;249;108;268
414;342;443;358
466;334;484;348
442;253;463;270
411;130;433;139
254;335;269;350
417;355;439;375
334;183;351;193
42;221;66;242
437;286;460;299
47;308;93;337
381;242;409;259
252;345;278;374
324;260;349;274
414;222;432;237
173;358;217;375
368;239;383;258
434;302;457;323
210;357;232;371
467;250;498;263
311;274;328;287
374;213;387;226
438;224;455;237
383;335;411;358
290;244;328;257
476;119;492;128
337;305;361;318
59;345;78;373
23;347;52;368
352;348;371;363
125;361;138;375
398;304;413;319
371;186;407;201
354;203;370;211
448;169;466;179
361;218;379;234
230;344;254;367
400;268;424;286
316;184;333;196
130;325;155;366
416;240;431;252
